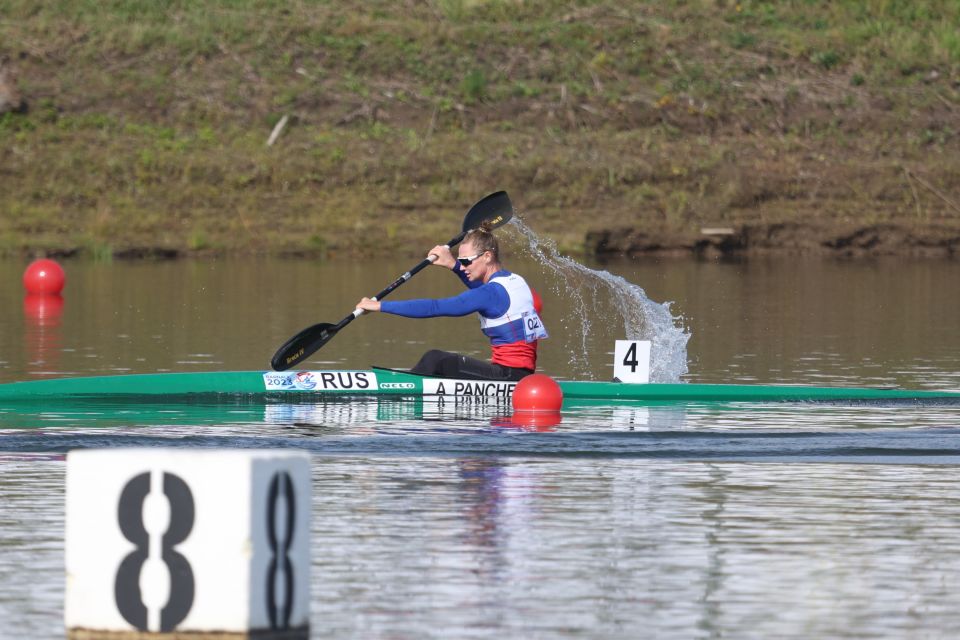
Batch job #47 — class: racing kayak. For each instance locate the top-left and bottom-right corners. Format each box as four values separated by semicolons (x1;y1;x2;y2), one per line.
0;367;958;404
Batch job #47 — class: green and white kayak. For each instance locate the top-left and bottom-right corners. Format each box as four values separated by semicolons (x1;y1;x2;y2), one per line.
0;368;957;404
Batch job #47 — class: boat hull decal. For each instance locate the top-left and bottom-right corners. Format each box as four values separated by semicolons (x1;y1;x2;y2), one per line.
423;379;516;398
263;371;377;392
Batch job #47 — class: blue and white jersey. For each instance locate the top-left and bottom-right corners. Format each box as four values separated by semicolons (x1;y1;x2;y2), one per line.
479;273;548;345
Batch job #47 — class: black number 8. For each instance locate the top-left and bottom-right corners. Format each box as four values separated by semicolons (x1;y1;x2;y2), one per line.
115;472;195;632
266;471;296;629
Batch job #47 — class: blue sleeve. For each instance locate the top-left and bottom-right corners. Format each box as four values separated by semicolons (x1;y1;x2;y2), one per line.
381;282;509;318
451;262;482;289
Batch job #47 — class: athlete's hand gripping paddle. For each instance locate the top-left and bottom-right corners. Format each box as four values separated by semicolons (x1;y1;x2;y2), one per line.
270;191;514;371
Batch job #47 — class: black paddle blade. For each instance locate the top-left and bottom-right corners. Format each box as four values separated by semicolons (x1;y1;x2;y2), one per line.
463;191;513;233
270;322;337;371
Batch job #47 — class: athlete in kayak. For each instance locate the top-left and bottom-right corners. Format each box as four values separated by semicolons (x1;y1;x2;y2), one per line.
355;227;547;381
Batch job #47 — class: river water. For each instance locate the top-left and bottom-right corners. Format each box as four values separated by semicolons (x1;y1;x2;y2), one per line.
1;255;960;638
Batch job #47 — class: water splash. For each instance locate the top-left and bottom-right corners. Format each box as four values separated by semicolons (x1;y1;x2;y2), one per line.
509;217;690;382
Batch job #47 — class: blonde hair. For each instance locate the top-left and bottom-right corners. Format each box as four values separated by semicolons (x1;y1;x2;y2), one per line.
464;227;499;261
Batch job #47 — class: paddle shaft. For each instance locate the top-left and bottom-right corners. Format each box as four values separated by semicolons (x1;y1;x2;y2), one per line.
334;229;469;331
270;230;467;370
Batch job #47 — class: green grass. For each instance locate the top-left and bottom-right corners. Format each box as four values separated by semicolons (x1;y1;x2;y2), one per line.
0;0;958;257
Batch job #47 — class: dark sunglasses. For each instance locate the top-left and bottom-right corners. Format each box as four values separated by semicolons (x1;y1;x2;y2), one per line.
457;253;484;266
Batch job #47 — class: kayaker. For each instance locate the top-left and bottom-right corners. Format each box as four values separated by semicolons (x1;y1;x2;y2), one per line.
355;227;547;381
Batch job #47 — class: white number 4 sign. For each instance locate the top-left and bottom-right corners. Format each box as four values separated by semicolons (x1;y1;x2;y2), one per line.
614;340;651;384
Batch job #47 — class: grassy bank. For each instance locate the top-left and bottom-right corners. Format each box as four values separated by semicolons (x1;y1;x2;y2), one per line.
1;0;959;258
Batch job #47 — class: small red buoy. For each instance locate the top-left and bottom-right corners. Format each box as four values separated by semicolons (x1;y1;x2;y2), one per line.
23;259;66;295
512;373;563;412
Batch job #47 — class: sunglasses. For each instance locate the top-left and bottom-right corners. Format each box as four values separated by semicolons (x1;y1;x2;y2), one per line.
457;252;485;266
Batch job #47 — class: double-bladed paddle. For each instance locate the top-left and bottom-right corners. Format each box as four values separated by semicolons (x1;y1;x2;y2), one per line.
270;191;514;371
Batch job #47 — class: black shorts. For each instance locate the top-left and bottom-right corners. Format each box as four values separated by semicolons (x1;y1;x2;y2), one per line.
411;349;533;381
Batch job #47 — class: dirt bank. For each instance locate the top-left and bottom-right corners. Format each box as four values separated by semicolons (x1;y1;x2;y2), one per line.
587;222;960;259
1;2;958;259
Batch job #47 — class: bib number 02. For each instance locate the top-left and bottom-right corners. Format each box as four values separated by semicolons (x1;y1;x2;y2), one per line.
522;311;548;342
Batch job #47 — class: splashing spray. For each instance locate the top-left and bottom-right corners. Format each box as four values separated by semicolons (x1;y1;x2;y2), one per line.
510;217;690;382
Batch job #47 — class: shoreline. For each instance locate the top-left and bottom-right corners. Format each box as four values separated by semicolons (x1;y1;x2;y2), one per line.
588;221;960;259
8;220;960;261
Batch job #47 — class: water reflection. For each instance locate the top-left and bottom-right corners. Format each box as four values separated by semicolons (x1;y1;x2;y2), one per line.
3;427;960;637
22;293;64;376
305;459;960;638
456;458;507;551
490;411;561;432
3;394;960;437
2;257;960;638
696;464;730;638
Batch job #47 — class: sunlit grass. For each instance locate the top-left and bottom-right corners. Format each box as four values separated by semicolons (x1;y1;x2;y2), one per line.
0;0;958;257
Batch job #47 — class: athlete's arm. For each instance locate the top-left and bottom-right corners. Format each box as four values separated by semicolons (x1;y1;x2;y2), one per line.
381;282;508;318
452;261;482;289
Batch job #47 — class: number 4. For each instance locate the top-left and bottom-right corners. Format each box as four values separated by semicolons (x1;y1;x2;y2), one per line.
623;342;639;372
613;340;651;384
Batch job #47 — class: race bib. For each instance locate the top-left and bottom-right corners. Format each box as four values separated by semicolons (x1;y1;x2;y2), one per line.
521;311;548;342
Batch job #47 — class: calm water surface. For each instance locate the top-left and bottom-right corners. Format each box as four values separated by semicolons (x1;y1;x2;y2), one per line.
1;255;960;638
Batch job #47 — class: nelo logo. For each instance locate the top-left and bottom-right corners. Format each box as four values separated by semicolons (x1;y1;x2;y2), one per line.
380;382;416;390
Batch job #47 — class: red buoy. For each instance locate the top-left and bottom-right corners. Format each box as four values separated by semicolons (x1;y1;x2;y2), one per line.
23;259;66;295
512;373;563;412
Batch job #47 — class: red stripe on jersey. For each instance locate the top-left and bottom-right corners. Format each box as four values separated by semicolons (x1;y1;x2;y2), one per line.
491;340;537;370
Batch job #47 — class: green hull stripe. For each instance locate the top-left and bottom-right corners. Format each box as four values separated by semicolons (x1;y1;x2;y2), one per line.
0;370;957;402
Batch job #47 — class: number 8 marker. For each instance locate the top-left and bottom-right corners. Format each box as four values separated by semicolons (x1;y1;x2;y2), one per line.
115;471;195;632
